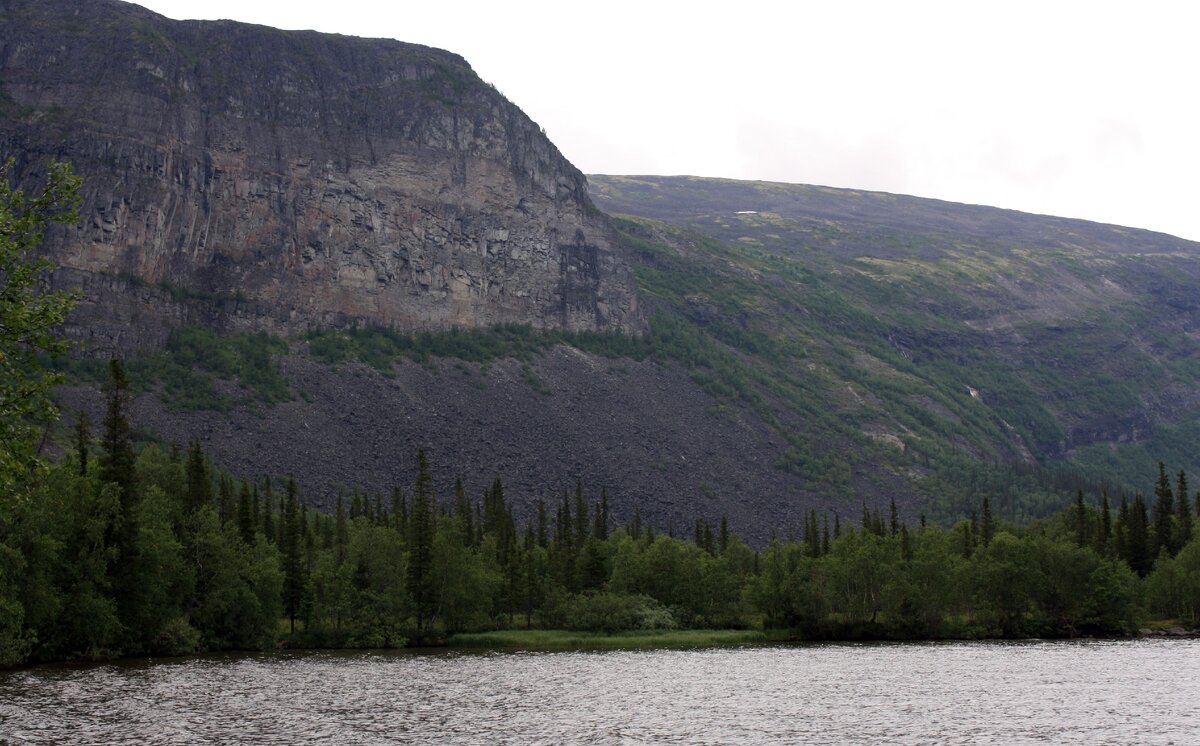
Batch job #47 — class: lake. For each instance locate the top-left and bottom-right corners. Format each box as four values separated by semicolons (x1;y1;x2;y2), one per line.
2;639;1197;744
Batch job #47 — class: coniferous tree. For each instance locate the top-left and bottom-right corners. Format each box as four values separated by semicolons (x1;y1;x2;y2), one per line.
1115;496;1129;563
821;513;830;556
391;486;407;537
218;473;235;525
889;498;899;536
237;480;255;544
454;478;473;542
1096;493;1112;556
261;477;275;544
630;505;642;541
407;450;436;640
184;439;210;515
719;514;730;554
1151;462;1175;558
334;493;347;563
536;497;548;548
1073;490;1087;548
981;496;996;548
594;488;610;540
282;478;305;633
573;480;588;547
1128;494;1152;576
1176;470;1192;549
99;358;138;629
73;409;90;476
100;359;137;507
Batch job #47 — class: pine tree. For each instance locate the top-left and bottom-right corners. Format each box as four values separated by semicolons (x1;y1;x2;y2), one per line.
1114;496;1129;564
185;439;211;515
1073;490;1087;548
821;513;830;556
1151;462;1176;557
237;480;255;544
1176;470;1192;549
1095;493;1112;556
99;358;138;627
573;480;588;547
100;359;137;505
260;479;274;544
593;487;609;540
261;477;275;544
889;498;899;536
218;473;235;525
282;478;305;633
536;497;548;548
454;478;473;543
74;409;90;476
407;450;436;641
331;494;346;565
981;496;996;547
1128;494;1152;577
719;514;730;554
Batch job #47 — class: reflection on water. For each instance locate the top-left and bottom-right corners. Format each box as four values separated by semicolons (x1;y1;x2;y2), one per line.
2;639;1198;744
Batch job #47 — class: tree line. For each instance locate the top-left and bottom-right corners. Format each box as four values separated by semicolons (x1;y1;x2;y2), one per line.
3;359;1200;667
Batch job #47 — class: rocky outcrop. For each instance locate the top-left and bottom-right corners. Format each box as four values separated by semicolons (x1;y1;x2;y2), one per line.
0;0;642;352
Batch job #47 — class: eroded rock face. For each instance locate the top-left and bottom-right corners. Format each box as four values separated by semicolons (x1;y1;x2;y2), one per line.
0;0;642;351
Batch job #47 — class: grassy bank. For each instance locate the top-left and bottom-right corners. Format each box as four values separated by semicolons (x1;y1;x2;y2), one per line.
446;629;767;651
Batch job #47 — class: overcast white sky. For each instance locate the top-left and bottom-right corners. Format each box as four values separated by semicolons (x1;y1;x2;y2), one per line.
133;0;1199;241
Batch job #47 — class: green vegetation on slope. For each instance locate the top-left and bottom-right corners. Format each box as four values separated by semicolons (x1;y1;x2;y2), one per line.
61;326;292;412
587;175;1200;520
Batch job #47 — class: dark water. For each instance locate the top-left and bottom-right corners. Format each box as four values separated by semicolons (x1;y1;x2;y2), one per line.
2;639;1198;744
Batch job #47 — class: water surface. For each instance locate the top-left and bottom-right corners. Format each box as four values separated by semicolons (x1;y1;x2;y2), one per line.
2;639;1197;744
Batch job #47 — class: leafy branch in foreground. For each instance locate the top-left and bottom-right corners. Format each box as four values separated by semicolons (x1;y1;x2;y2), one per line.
0;159;80;501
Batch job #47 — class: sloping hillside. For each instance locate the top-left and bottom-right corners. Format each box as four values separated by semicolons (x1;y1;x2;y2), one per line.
589;175;1200;516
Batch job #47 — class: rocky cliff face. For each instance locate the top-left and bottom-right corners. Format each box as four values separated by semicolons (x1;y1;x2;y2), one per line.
0;0;642;352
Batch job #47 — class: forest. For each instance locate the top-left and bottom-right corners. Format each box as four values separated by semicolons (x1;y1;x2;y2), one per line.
2;356;1200;667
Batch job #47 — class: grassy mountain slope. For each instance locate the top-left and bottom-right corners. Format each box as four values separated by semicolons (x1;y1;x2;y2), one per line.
588;175;1200;517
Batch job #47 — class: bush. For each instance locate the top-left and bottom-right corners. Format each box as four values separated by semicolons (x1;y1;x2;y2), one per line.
562;592;678;634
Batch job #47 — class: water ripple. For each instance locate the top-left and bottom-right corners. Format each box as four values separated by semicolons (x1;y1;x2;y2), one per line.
2;640;1198;744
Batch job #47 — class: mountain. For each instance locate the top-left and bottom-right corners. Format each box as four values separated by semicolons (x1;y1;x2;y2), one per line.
587;175;1200;517
5;1;1198;539
0;0;642;355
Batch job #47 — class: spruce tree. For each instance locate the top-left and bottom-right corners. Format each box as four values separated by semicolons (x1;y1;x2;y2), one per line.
100;359;137;506
1176;470;1192;549
184;439;211;515
981;496;996;547
261;477;275;544
99;358;138;628
1151;462;1176;558
1096;493;1112;556
74;409;90;476
237;480;255;544
1128;494;1152;576
889;498;899;536
719;514;730;554
573;480;588;547
1073;490;1087;548
282;478;305;633
536;497;548;548
407;450;436;640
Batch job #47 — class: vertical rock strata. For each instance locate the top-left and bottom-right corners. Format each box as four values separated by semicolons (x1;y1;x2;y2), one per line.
0;0;642;350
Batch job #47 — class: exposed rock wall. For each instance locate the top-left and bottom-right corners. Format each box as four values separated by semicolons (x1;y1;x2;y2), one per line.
0;0;642;352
